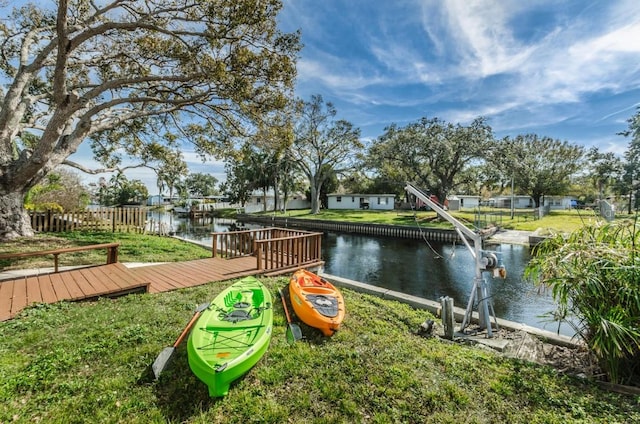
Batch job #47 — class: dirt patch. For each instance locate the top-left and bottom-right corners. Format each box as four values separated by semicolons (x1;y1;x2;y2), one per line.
419;321;601;379
497;328;600;377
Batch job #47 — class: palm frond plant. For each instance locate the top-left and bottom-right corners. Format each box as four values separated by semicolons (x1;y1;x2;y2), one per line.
525;217;640;385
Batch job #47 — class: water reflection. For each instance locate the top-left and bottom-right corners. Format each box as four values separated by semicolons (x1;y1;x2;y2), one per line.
323;232;571;335
149;211;570;335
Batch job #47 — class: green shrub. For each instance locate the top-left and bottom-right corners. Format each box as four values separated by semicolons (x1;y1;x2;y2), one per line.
526;218;640;385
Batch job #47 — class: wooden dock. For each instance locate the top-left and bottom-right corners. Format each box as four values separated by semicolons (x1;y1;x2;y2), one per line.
134;256;261;294
0;227;324;321
0;263;149;321
0;256;323;321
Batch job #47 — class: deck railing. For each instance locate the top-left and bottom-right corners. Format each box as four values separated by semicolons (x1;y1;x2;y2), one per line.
211;227;323;271
0;243;120;273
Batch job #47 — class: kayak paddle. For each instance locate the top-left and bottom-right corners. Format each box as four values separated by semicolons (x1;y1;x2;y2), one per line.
278;287;302;344
152;302;209;379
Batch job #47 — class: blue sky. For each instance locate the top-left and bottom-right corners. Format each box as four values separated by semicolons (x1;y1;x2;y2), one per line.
71;0;640;191
278;0;640;151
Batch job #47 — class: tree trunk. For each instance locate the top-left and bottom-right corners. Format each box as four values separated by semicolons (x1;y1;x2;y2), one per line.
262;187;267;212
273;175;280;212
0;190;34;240
310;184;320;214
533;194;542;208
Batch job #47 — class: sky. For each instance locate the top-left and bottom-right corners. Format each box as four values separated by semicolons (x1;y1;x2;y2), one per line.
70;0;640;192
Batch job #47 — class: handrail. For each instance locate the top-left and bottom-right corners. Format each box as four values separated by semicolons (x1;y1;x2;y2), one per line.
209;227;322;271
254;232;322;271
0;243;120;273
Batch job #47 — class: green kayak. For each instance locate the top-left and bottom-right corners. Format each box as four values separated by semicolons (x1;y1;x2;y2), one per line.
187;276;273;397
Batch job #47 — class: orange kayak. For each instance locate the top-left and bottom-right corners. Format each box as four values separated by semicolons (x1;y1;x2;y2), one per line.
289;269;345;336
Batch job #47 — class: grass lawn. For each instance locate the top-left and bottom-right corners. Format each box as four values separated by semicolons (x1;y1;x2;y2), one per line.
2;276;639;423
1;223;639;422
258;207;623;234
0;232;212;271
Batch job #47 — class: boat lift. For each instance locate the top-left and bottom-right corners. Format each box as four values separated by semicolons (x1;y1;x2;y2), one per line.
405;183;505;337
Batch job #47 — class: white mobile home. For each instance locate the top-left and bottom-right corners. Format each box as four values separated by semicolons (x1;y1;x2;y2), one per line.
543;196;577;210
243;191;310;213
447;195;482;210
327;194;396;211
491;196;535;209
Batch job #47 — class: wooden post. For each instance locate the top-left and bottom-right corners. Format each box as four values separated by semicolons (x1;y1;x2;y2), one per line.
441;296;455;340
106;245;119;264
256;244;263;270
212;234;217;257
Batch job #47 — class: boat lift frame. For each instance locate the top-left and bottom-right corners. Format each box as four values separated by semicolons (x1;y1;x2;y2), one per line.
405;182;500;337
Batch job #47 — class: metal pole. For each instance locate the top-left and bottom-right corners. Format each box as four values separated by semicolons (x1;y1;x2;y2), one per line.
510;176;515;219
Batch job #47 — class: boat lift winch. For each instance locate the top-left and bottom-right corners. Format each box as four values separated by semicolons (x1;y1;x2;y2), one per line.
404;183;506;337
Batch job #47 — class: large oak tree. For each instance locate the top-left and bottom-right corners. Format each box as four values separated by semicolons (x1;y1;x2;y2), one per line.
364;117;494;203
0;0;299;239
497;134;584;208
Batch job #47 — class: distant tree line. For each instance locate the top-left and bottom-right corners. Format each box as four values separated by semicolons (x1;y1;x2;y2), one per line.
224;95;640;215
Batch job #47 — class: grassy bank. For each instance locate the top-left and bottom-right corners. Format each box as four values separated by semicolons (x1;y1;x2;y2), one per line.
2;277;639;423
0;232;212;271
258;208;614;233
1;232;639;422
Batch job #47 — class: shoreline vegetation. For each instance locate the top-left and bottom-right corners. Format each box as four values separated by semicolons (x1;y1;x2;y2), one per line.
1;211;639;422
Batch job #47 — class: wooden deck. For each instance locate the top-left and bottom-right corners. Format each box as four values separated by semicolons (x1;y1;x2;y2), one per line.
0;256;323;321
133;256;260;294
0;262;149;321
0;227;324;321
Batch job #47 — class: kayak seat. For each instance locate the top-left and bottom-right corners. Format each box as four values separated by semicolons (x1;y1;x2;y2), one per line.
301;286;333;295
221;309;253;323
305;294;339;317
298;276;324;287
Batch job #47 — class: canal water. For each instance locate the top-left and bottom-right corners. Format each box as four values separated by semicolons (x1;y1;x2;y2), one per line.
149;212;570;336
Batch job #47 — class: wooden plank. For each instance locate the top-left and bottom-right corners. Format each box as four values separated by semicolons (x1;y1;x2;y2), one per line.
153;262;203;284
10;278;27;317
83;266;124;294
25;275;43;304
77;267;113;295
84;264;147;296
131;265;180;288
49;272;71;300
186;258;250;279
105;263;148;291
132;266;184;291
37;274;59;304
60;270;87;299
0;280;15;321
145;274;175;294
66;269;95;298
156;261;211;283
105;263;149;292
166;261;219;285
